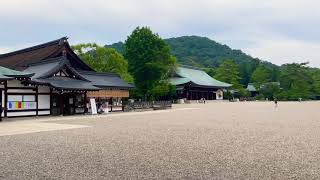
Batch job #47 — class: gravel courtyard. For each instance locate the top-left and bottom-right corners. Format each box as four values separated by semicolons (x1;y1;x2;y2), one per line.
1;101;320;179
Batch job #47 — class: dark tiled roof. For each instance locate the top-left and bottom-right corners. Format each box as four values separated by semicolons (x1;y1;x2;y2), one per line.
23;57;64;79
0;37;134;90
24;56;89;81
0;37;93;71
23;58;134;89
0;38;66;70
31;76;100;91
78;70;135;89
0;66;34;80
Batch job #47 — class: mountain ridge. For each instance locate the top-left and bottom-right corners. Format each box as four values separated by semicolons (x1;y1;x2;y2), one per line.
105;35;278;84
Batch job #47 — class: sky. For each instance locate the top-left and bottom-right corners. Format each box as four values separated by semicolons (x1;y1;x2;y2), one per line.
1;0;320;67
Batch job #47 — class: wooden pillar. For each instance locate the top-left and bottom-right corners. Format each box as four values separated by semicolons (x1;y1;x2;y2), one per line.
84;91;88;113
49;88;52;115
185;90;188;100
4;81;7;118
72;93;76;115
59;92;63;115
0;89;2;121
35;86;39;116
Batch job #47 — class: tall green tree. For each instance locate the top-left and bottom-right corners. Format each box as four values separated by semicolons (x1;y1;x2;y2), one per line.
251;64;272;87
279;63;313;100
311;69;320;96
215;59;249;97
259;82;281;100
124;27;176;99
72;43;133;83
215;59;242;89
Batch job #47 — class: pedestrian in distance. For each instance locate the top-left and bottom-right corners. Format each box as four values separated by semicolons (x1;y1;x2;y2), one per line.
274;98;278;108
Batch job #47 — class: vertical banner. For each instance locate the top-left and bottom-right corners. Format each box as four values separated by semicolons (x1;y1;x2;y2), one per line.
90;98;97;115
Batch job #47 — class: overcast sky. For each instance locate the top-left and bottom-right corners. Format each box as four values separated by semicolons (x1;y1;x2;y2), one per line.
1;0;320;67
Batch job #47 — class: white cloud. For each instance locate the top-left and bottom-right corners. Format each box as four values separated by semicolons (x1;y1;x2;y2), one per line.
1;0;320;67
245;37;320;67
0;47;11;54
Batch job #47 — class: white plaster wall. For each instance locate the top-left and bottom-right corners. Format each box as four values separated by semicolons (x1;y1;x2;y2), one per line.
7;80;35;93
38;110;50;115
38;95;50;109
7;111;37;117
38;86;50;93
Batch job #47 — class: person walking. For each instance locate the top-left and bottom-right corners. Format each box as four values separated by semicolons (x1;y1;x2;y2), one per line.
274;98;278;108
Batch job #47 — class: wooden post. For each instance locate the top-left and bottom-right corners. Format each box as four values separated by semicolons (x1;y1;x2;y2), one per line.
4;81;7;118
0;89;2;121
84;91;87;113
49;88;52;115
60;92;63;115
35;86;39;116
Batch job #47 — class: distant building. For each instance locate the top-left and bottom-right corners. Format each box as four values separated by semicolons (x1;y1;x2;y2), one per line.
246;83;258;97
0;37;134;118
169;66;231;100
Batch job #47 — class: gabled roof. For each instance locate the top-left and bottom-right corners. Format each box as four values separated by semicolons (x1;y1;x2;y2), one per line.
22;57;134;90
169;77;190;85
78;70;135;89
170;66;231;88
23;56;88;81
0;37;135;90
30;76;100;91
0;66;34;80
246;83;257;92
0;37;93;71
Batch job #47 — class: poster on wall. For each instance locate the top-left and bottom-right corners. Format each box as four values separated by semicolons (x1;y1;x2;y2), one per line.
7;102;37;110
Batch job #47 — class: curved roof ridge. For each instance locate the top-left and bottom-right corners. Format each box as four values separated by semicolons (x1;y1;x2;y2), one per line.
172;66;231;88
179;64;205;71
0;66;34;79
77;70;120;77
27;56;65;66
0;37;68;59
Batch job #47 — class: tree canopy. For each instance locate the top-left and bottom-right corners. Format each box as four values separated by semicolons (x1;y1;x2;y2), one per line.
107;36;270;85
72;43;133;83
90;30;320;101
124;27;176;99
214;59;242;89
251;64;272;88
278;63;313;100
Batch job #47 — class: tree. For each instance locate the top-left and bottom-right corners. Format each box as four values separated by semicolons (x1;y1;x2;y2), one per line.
124;27;176;99
215;59;242;89
279;63;313;100
251;64;272;87
259;82;281;100
311;69;320;97
72;43;133;83
204;68;215;78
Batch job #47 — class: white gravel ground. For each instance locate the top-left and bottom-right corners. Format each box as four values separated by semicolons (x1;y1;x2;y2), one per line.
1;101;320;179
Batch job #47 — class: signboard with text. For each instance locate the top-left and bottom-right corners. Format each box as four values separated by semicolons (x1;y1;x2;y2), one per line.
90;98;97;115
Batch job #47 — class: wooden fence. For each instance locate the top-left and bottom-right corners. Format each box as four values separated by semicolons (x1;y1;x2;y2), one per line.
124;101;172;111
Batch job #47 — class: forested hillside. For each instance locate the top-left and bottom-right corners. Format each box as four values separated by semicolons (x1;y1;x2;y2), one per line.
81;31;320;101
106;36;277;85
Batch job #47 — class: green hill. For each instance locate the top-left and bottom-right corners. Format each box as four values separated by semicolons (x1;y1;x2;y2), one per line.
106;36;278;84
